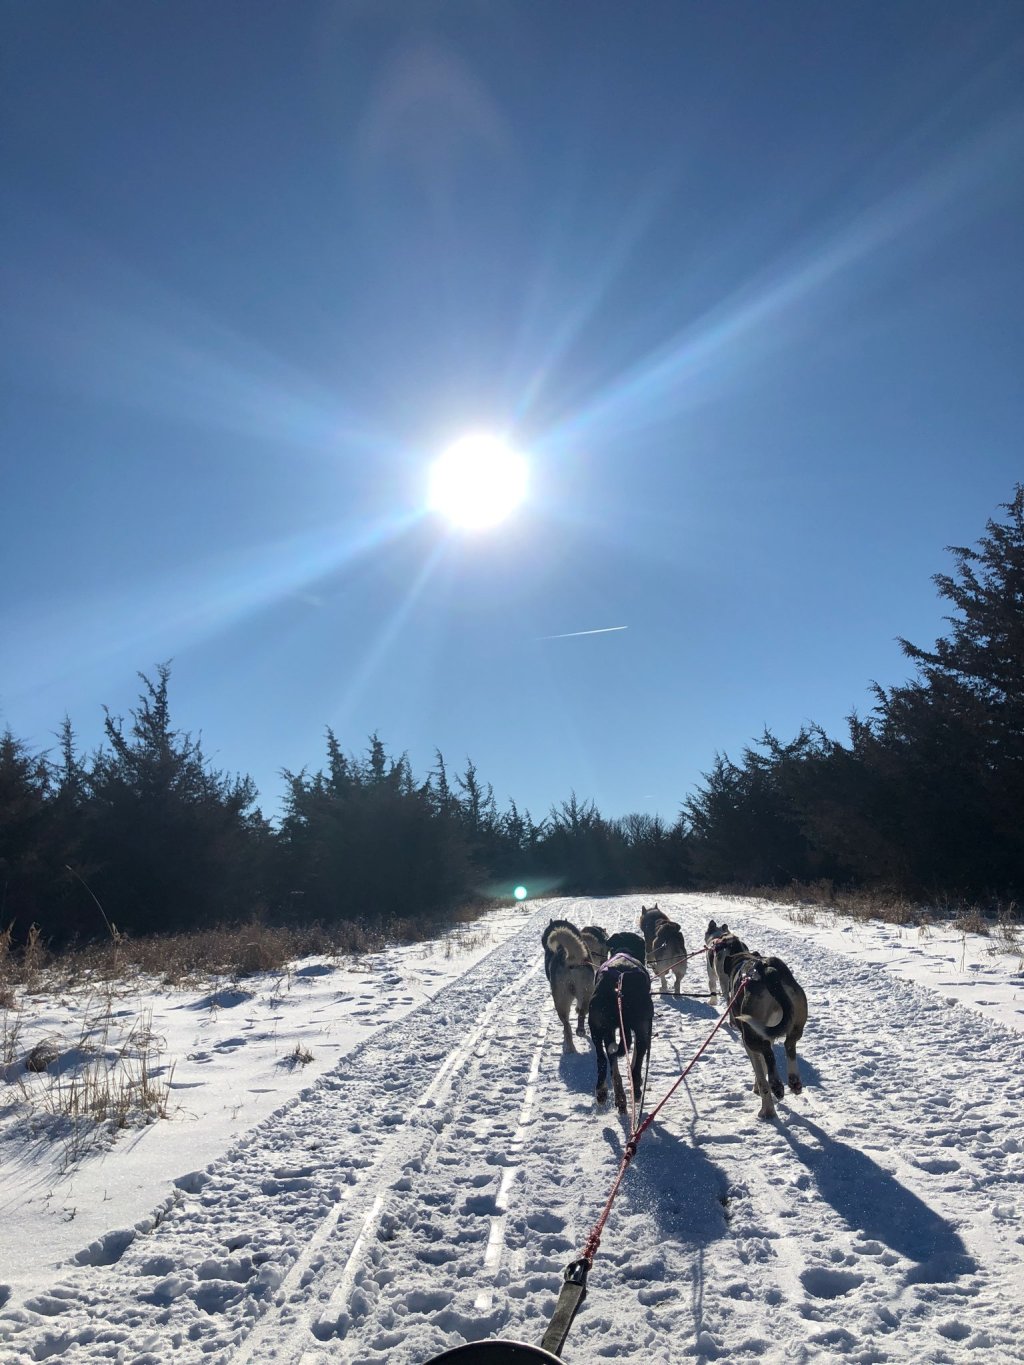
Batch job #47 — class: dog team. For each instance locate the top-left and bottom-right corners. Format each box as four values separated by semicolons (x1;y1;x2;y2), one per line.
542;904;807;1121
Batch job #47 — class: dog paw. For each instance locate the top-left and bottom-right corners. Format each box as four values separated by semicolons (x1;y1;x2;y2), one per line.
789;1078;803;1094
595;1086;608;1104
771;1080;785;1100
757;1107;776;1122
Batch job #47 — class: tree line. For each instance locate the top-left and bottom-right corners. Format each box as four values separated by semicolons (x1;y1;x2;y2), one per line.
2;487;1022;945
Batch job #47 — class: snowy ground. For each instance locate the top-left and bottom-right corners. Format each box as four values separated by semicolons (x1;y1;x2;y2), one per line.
1;892;1022;1363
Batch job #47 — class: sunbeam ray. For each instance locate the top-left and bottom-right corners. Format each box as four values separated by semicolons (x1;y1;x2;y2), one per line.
534;111;1024;453
332;539;449;724
3;512;424;704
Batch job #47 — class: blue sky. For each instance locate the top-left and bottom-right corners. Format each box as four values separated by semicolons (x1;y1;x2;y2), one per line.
2;2;1022;826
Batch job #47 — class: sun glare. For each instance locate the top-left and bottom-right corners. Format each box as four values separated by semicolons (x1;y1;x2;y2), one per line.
428;433;528;530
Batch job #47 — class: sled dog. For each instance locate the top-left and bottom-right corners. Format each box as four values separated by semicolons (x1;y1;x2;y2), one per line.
588;950;653;1112
542;918;581;981
542;921;595;1053
650;918;687;995
706;921;808;1120
580;924;610;968
704;919;750;1001
607;929;647;964
639;903;670;958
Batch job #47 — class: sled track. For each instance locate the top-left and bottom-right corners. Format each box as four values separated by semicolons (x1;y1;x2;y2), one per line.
237;959;548;1363
0;923;548;1364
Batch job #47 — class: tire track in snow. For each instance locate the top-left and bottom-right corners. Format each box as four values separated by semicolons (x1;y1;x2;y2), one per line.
239;964;546;1362
0;922;548;1364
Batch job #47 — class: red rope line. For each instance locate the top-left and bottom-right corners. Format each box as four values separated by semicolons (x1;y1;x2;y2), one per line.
578;973;749;1268
647;942;714;977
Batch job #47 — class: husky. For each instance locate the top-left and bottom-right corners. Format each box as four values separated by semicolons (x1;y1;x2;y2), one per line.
704;919;750;1002
542;918;580;981
580;924;610;968
542;921;596;1053
588;950;653;1112
639;903;670;958
650;918;687;995
706;921;808;1120
607;929;647;963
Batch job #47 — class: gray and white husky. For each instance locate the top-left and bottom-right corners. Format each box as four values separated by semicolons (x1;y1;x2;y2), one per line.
705;919;807;1121
541;920;596;1053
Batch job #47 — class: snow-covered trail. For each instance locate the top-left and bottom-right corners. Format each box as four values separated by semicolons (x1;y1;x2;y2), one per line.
2;894;1023;1364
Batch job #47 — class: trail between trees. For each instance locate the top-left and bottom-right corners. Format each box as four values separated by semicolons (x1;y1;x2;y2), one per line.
2;895;1022;1363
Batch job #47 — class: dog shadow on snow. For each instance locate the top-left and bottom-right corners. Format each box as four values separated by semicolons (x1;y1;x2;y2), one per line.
558;1042;728;1247
779;1113;976;1284
609;1116;729;1248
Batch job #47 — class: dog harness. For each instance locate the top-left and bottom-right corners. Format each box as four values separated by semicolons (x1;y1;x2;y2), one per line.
597;952;646;976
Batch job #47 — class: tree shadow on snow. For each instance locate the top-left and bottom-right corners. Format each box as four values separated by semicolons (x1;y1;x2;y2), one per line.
779;1113;976;1284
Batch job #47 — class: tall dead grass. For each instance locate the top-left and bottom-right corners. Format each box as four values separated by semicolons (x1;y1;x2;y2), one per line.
1;898;505;993
734;879;1022;941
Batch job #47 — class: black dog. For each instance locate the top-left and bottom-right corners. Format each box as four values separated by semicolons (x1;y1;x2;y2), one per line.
588;947;653;1112
606;930;647;963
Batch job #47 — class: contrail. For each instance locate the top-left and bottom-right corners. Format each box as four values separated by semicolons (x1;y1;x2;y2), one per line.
538;625;628;640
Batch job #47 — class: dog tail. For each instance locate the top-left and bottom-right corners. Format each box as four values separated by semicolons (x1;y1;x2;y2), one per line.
734;976;792;1038
735;1003;784;1035
547;926;589;968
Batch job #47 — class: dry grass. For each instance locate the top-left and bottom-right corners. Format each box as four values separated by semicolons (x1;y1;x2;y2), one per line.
15;999;174;1169
1;896;506;995
284;1041;314;1067
733;880;1023;941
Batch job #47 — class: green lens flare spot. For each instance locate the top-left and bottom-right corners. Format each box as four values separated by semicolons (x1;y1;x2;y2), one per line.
513;885;528;901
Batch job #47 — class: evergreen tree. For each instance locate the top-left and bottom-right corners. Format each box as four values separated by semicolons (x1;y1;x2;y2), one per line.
0;730;52;932
81;665;267;935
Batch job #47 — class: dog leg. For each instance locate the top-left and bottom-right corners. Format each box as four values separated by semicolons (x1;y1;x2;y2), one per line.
785;1031;803;1093
673;968;683;997
741;1028;776;1120
610;1056;628;1113
763;1042;785;1101
595;1040;609;1103
561;1013;576;1054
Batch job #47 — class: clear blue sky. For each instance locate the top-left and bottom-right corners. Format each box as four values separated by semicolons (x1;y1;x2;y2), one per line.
2;2;1022;826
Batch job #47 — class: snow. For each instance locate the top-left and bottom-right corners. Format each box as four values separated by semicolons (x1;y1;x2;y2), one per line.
1;893;1022;1363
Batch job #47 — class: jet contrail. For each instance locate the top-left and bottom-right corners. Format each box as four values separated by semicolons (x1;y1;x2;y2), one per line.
539;625;628;640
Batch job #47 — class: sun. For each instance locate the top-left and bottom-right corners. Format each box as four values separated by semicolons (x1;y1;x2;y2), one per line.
428;433;528;530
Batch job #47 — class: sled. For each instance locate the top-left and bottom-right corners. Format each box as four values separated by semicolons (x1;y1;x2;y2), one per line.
423;1343;563;1363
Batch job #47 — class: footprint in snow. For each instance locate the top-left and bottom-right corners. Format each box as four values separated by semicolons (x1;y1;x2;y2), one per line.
800;1267;864;1299
72;1227;136;1267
